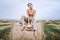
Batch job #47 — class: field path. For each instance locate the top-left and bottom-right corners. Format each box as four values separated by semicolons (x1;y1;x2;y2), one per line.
11;22;44;40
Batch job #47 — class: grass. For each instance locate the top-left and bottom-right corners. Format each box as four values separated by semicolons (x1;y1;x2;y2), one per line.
0;27;11;40
0;22;11;40
44;20;60;40
0;24;10;26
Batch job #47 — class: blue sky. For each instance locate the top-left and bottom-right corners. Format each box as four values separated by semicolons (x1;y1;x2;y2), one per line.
0;0;60;20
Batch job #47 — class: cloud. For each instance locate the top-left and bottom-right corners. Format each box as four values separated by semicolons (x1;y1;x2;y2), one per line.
0;0;60;20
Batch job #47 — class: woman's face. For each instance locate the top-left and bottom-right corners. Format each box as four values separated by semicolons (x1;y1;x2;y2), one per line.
28;4;33;9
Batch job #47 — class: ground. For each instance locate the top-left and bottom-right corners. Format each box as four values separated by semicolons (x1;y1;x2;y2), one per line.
0;20;60;40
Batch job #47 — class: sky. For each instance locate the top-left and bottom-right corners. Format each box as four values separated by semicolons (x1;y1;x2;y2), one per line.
0;0;60;20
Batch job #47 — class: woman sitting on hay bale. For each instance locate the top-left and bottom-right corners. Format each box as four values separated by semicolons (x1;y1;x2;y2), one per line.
20;3;36;31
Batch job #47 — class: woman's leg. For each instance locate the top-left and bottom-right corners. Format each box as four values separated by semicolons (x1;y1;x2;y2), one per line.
31;17;34;26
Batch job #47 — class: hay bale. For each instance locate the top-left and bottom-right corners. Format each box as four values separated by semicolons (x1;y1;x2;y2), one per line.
3;20;7;23
10;22;44;40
